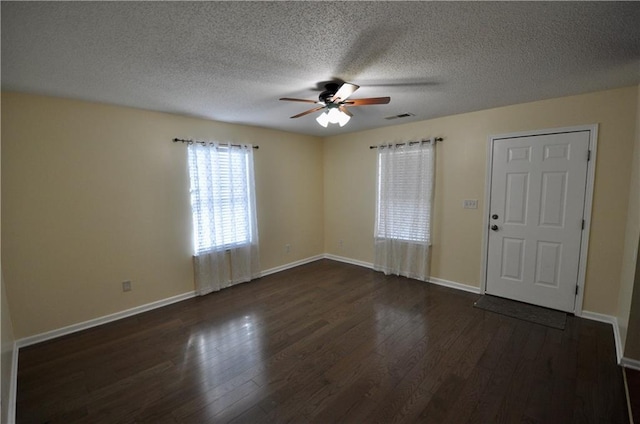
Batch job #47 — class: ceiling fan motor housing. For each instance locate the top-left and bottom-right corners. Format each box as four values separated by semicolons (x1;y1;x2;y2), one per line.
319;82;340;104
280;81;388;121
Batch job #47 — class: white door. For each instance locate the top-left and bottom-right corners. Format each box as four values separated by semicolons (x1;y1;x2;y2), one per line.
486;130;590;312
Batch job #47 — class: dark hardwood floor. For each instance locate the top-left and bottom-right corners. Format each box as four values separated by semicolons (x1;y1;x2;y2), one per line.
17;259;629;423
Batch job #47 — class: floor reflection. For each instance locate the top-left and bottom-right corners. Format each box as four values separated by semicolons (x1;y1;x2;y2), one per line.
180;311;265;394
373;290;427;349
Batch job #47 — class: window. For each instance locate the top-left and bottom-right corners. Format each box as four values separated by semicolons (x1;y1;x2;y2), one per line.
188;143;256;254
375;143;434;244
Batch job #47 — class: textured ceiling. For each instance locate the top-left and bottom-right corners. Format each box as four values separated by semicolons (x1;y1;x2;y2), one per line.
2;1;639;137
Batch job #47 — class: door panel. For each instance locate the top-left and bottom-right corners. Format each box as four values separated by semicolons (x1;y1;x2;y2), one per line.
539;171;567;227
501;238;525;281
505;173;529;224
486;131;589;312
534;241;561;287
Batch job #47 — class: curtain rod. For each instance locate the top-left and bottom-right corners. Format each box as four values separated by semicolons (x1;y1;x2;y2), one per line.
173;138;259;149
369;137;443;149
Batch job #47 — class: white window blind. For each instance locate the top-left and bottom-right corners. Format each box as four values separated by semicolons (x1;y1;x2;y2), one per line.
188;143;255;254
375;143;434;244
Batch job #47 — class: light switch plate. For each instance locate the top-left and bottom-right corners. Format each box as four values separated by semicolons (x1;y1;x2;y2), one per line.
463;199;478;209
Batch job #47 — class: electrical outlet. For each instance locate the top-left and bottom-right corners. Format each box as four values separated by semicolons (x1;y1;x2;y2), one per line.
285;244;291;254
463;199;478;209
339;240;344;249
122;280;132;292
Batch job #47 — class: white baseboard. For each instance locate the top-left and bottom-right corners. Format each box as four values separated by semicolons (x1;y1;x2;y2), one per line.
428;276;481;294
17;255;327;348
11;253;632;424
580;310;623;364
18;253;482;346
621;356;640;371
8;255;326;420
13;254;481;350
579;310;619;325
17;291;196;349
259;255;325;278
7;341;18;424
323;254;481;294
323;253;374;269
623;369;634;424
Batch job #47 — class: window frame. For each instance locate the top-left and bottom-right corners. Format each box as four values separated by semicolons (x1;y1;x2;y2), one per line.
188;144;255;255
374;145;433;245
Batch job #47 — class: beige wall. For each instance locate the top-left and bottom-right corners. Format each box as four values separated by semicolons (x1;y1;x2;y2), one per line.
620;84;640;360
3;86;638;340
1;100;17;423
324;86;638;316
1;92;324;339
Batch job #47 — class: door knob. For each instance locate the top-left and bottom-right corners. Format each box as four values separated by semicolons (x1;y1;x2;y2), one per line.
491;225;499;231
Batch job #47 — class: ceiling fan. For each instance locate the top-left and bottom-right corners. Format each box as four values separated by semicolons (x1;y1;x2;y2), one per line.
279;82;390;127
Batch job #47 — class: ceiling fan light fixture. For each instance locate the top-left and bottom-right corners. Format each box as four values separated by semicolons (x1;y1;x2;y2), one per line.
326;107;342;124
315;108;351;128
337;111;351;127
281;81;388;129
316;112;329;127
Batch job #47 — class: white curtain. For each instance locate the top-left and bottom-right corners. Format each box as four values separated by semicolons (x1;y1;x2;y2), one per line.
188;142;260;296
374;141;435;281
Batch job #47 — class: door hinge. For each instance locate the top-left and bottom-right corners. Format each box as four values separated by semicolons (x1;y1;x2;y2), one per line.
581;219;585;230
587;150;591;161
576;285;579;295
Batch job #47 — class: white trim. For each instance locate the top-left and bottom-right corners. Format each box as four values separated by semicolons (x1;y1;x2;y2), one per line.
621;357;640;371
580;312;640;371
7;341;18;424
579;310;618;324
8;254;631;424
8;254;326;418
481;124;598;314
16;255;326;348
7;254;628;424
427;277;481;294
323;253;374;269
573;125;598;316
581;310;623;363
426;300;621;369
480;132;494;295
323;254;481;293
259;255;325;277
17;291;196;348
623;370;634;424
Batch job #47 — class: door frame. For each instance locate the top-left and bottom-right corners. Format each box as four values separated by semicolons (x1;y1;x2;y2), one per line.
480;124;598;315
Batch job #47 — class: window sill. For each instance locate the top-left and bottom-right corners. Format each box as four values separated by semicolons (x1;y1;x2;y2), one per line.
375;237;431;247
194;242;253;257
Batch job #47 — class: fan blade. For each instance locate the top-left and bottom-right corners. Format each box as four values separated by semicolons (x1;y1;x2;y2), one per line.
331;82;360;102
290;106;325;119
339;105;353;117
343;97;390;106
280;97;321;104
